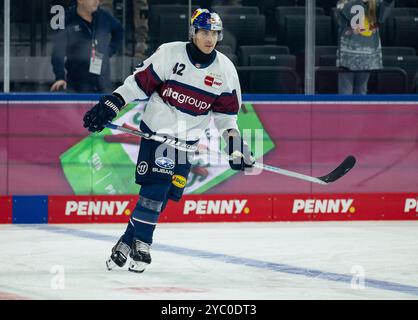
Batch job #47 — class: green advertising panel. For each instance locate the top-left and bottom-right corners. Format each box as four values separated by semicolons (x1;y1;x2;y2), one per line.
60;102;275;195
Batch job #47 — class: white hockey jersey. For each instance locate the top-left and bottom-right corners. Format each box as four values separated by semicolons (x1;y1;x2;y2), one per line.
114;41;242;141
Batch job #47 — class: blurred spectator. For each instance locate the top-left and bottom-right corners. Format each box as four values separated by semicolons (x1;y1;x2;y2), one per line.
100;0;114;12
133;0;149;57
97;0;149;57
336;0;394;94
51;0;124;93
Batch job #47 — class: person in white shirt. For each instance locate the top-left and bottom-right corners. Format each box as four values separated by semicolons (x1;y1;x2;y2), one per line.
83;8;254;273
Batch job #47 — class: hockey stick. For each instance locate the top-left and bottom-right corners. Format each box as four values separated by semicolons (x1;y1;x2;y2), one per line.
104;122;356;185
254;156;356;185
104;122;198;152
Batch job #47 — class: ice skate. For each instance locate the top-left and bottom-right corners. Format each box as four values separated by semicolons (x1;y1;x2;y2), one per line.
106;237;131;270
128;239;151;273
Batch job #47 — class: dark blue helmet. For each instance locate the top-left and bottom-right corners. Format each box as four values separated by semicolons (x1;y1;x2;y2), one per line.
189;8;223;41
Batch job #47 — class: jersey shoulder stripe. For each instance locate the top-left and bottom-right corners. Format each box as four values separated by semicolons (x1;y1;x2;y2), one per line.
134;63;162;96
212;90;240;115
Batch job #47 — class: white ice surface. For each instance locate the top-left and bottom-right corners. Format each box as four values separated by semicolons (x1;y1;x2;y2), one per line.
0;221;417;300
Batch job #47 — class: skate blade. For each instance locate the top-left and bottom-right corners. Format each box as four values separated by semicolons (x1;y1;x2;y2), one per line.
128;261;148;273
106;257;117;271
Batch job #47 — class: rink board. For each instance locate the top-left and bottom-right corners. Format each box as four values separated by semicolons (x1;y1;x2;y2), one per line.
47;194;273;223
1;94;418;195
272;193;418;221
48;193;418;223
2;193;418;224
1;94;418;224
0;196;12;224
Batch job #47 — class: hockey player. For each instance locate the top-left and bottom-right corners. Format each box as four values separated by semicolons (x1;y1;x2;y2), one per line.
83;8;254;273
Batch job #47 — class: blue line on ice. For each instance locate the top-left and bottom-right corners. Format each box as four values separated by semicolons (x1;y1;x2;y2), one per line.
28;224;418;298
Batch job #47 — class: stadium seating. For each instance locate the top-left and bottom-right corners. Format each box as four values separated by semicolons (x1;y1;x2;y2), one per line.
0;44;32;57
315;66;409;94
315;46;337;66
382;46;416;57
276;6;325;44
3;0;418;94
395;0;418;7
216;44;239;67
391;16;418;50
318;54;337;67
330;8;340;45
238;66;301;93
253;0;305;36
317;0;336;15
148;0;189;4
212;5;260;15
224;53;239;66
153;8;266;48
221;29;238;53
222;14;266;46
369;67;409;94
0;58;3;86
110;57;134;87
149;5;192;46
315;46;415;66
237;45;291;89
282;15;332;54
238;45;290;65
8;56;54;92
383;8;418;46
315;46;418;93
157;13;189;45
215;45;234;55
248;54;297;70
315;66;339;93
383;55;418;91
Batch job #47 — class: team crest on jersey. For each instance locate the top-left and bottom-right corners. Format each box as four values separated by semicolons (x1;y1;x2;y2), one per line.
204;75;222;89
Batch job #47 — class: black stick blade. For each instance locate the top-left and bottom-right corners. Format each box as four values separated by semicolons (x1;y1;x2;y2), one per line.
318;156;357;184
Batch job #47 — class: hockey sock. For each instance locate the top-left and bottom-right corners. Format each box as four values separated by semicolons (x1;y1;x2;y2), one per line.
121;202;167;245
121;219;135;246
130;184;170;244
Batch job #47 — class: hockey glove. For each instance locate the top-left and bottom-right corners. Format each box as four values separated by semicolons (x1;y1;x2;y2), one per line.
83;94;124;133
224;129;255;171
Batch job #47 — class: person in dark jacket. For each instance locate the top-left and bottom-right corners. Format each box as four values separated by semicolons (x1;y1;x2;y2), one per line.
336;0;394;94
51;0;124;93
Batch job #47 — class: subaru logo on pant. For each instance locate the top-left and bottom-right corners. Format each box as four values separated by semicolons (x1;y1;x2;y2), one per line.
155;157;175;170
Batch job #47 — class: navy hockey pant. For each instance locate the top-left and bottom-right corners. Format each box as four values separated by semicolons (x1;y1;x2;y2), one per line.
121;137;192;245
